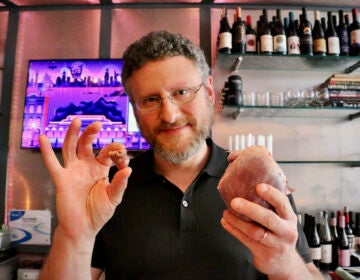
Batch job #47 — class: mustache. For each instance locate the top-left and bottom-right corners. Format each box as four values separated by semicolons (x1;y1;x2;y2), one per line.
156;118;196;130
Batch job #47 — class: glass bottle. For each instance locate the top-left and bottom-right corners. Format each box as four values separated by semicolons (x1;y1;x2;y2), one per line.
260;9;273;54
326;11;340;56
330;212;339;270
287;11;300;55
319;211;333;271
313;10;326;56
344;206;355;252
272;9;287;55
307;215;321;268
217;8;232;54
231;7;246;54
337;215;351;267
245;15;257;53
337;9;350;56
349;8;360;56
299;7;313;55
354;212;360;253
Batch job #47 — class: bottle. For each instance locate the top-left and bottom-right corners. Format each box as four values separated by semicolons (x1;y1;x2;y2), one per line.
337;215;351;267
326;11;340;56
349;8;360;56
299;7;313;55
272;9;287;55
344;206;355;252
217;8;232;54
259;9;273;54
321;17;327;35
287;12;301;55
330;212;339;270
313;10;327;56
337;9;350;56
245;15;257;53
354;212;360;253
307;215;321;268
231;7;246;54
319;211;333;270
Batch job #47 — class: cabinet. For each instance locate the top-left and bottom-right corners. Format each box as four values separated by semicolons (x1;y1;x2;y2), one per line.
212;54;360;167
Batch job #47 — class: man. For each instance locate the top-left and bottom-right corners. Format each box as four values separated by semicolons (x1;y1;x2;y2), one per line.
38;31;323;279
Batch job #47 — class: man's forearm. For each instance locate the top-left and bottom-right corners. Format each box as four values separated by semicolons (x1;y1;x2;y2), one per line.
39;227;95;280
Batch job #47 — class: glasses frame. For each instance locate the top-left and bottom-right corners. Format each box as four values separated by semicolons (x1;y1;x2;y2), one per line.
134;83;204;112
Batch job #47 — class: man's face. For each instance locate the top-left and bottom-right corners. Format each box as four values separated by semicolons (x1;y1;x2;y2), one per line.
127;56;215;164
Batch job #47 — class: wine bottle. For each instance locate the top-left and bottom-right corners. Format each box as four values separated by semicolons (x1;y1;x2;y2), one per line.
337;9;350;56
299;7;313;55
232;7;246;54
307;215;321;268
349;8;360;56
337;215;351;267
260;9;273;54
354;212;360;253
330;212;339;270
287;11;301;55
319;211;333;270
321;17;327;36
245;15;257;53
217;8;232;54
272;9;287;55
326;11;340;56
313;10;327;56
344;206;355;252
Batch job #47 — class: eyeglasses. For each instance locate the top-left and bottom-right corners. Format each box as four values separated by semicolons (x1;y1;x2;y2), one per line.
134;83;204;112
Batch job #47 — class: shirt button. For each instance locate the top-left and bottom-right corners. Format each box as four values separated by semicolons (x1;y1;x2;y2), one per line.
182;200;189;208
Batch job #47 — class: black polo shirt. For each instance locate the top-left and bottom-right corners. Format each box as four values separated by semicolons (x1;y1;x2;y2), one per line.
92;139;311;279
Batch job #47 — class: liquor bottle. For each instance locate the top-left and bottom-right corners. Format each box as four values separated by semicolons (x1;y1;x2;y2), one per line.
283;16;289;35
217;8;232;54
337;215;351;267
313;10;326;56
354;212;360;253
321;17;327;35
319;211;333;270
260;9;273;54
344;206;355;252
326;11;340;56
337;9;350;56
245;15;257;53
272;9;287;55
232;7;246;54
330;212;339;270
307;215;321;268
349;8;360;56
299;7;313;55
287;11;300;55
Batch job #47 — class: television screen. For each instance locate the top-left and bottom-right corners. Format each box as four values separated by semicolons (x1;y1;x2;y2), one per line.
21;59;150;151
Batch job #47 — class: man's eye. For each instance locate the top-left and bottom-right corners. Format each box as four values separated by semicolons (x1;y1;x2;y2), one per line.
142;96;159;104
174;89;189;96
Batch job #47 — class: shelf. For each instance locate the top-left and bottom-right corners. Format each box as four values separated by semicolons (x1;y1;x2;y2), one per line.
221;106;360;119
277;161;360;167
216;54;360;72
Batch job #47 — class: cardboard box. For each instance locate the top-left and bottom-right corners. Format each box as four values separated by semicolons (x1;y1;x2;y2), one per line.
9;210;51;245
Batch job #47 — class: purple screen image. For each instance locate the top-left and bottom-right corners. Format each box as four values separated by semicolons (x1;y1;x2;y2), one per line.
21;59;149;151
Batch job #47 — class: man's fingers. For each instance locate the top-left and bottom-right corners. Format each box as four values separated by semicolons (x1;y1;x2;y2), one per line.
76;121;103;160
39;134;63;179
62;118;82;164
97;143;129;170
107;167;132;206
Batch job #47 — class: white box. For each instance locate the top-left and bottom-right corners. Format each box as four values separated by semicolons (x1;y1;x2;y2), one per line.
17;268;41;280
9;210;51;245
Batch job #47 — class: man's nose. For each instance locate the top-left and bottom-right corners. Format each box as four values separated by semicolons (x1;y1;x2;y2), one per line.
159;97;181;123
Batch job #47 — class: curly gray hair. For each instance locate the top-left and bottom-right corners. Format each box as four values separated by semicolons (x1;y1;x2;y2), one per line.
121;30;210;95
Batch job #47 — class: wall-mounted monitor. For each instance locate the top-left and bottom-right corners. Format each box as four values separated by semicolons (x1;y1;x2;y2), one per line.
21;59;150;151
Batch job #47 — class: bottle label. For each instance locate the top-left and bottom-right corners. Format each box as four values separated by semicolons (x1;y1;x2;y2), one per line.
218;32;232;50
321;244;332;263
338;248;351;267
347;234;355;251
287;36;300;54
310;246;321;261
313;38;326;53
273;35;287;53
327;37;340;55
355;236;360;253
260;35;273;52
246;34;256;52
350;29;360;46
